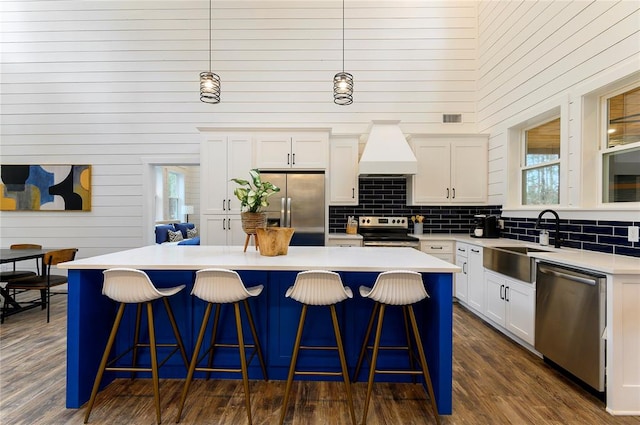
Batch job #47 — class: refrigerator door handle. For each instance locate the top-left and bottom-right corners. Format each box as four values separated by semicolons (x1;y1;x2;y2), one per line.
280;197;286;228
286;197;292;227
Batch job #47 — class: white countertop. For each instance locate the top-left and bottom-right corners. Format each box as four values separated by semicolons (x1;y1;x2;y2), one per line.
415;234;639;275
59;245;461;273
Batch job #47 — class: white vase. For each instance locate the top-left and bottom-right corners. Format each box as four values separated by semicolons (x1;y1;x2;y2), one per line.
414;223;423;235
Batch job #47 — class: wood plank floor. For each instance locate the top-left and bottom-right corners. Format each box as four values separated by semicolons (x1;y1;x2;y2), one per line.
1;294;638;424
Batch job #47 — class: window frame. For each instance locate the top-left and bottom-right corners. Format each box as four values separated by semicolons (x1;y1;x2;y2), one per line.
520;116;561;206
598;82;640;205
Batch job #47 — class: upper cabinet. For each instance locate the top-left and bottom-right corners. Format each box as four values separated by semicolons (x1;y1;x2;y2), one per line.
200;133;253;215
329;136;359;205
255;131;329;170
407;135;488;205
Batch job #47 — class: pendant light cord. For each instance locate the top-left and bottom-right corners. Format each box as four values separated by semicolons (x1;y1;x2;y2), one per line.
209;0;212;72
342;0;345;73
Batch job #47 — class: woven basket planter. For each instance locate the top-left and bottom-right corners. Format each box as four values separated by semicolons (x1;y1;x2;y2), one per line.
240;212;267;235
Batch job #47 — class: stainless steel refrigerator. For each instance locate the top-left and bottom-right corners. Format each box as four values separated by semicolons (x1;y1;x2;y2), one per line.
260;171;325;246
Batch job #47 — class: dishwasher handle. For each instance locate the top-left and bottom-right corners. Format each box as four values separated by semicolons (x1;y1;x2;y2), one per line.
537;264;600;286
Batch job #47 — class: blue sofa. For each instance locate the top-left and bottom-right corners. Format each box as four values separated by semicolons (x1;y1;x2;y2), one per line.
155;222;199;245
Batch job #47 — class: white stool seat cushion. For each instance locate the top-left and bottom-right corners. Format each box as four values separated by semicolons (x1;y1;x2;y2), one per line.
285;270;353;306
192;268;263;304
102;268;185;303
359;270;429;305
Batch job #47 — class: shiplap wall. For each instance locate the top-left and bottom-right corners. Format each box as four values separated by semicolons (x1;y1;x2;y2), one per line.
0;1;478;257
477;0;640;208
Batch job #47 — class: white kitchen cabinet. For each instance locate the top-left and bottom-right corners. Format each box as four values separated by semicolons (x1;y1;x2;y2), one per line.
407;135;488;205
484;270;535;345
200;133;253;215
329;136;359;205
202;215;246;246
200;133;253;245
455;243;468;303
466;245;484;313
420;240;454;263
256;131;328;170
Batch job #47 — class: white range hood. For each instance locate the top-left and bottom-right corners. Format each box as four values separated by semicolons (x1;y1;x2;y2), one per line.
358;120;418;175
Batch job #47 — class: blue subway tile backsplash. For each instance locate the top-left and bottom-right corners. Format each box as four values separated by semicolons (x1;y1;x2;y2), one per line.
328;176;640;258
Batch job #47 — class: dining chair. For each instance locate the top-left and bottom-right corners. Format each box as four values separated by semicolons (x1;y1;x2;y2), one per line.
2;248;77;323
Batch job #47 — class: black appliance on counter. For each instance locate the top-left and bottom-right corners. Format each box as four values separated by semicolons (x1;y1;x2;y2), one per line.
472;214;500;238
358;216;420;248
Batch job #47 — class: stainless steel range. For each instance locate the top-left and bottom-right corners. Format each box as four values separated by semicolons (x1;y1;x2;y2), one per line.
358;216;420;248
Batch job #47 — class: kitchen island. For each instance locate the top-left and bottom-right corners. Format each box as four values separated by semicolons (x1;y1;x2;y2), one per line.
59;245;460;414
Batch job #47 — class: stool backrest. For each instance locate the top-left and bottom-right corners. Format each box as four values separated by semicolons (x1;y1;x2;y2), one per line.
192;268;254;303
287;270;352;305
366;270;429;305
102;268;164;303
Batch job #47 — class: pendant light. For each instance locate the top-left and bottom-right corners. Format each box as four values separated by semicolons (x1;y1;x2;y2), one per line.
333;0;353;105
200;0;220;103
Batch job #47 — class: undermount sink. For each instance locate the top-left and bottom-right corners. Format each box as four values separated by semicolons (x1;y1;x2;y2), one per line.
483;246;553;283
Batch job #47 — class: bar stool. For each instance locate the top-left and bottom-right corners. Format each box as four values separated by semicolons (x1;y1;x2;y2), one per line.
176;268;267;425
83;268;189;424
353;270;440;425
278;270;356;425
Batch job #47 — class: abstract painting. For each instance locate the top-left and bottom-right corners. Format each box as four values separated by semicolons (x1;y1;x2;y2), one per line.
1;165;91;211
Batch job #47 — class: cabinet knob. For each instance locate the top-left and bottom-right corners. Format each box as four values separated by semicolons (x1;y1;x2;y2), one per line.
292;153;296;165
352;188;355;199
446;188;449;199
287;153;290;165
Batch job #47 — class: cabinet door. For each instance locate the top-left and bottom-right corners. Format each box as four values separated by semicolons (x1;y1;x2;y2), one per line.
505;279;535;345
202;215;228;246
450;140;487;203
291;133;328;169
255;134;292;169
466;246;484;313
484;271;506;326
455;253;468;302
329;137;359;205
201;136;228;215
408;140;450;204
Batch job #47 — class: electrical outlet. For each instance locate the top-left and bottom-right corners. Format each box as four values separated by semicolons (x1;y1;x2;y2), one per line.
498;219;505;230
628;226;639;243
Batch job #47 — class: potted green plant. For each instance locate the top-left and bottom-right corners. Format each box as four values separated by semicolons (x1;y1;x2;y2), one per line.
231;169;280;250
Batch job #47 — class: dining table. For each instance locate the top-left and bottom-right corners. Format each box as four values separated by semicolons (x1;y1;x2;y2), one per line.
0;248;48;322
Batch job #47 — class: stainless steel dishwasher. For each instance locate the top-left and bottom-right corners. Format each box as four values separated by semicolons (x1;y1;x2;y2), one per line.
535;262;606;392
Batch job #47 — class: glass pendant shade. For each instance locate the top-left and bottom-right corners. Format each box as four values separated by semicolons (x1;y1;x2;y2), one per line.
333;72;353;105
200;71;220;104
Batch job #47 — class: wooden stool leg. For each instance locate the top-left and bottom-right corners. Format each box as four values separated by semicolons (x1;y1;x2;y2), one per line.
205;304;221;380
243;299;268;381
84;303;126;424
146;302;161;424
176;303;213;423
353;302;379;382
234;302;253;425
279;304;307;425
131;303;142;380
408;306;441;425
403;306;417;384
163;298;189;369
362;303;385;425
330;305;357;425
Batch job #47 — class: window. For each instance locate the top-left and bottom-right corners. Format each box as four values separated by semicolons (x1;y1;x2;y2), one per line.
167;171;180;219
521;117;560;205
602;85;640;203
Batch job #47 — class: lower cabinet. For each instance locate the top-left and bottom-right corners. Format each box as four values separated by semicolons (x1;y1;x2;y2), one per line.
326;237;362;247
420;240;454;263
484;270;535;345
202;215;247;246
454;244;468;303
466;246;484;314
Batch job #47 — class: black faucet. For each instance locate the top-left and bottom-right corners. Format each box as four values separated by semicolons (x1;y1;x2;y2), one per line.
535;209;562;248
